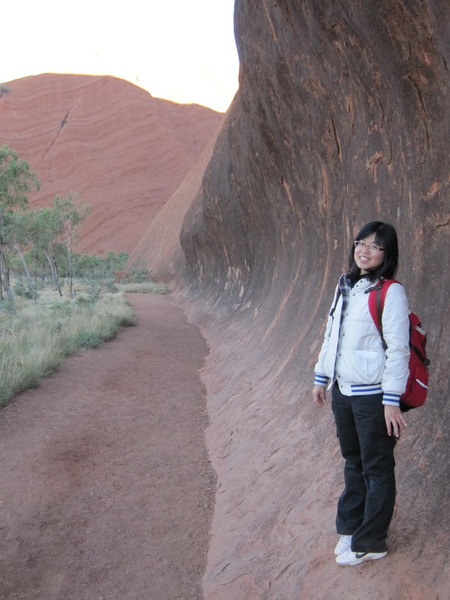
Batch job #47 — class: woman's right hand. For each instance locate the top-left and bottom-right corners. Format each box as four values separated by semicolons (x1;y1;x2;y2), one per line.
313;385;326;407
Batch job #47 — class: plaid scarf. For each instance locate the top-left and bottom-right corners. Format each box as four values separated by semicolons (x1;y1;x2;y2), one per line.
337;273;352;331
330;273;352;327
325;274;352;376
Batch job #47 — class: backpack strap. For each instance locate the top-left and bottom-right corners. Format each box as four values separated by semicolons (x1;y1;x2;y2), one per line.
367;279;398;350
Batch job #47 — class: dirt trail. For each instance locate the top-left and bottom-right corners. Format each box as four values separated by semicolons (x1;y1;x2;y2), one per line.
0;293;215;600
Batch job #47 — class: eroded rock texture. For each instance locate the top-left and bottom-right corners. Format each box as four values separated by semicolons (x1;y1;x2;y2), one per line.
0;74;222;255
171;1;449;598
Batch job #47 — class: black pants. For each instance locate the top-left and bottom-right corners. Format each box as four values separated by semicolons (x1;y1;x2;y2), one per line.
332;383;397;553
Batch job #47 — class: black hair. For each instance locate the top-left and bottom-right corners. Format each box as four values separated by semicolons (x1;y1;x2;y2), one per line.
347;221;399;282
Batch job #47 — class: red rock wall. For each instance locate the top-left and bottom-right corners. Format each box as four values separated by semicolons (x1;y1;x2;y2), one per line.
167;1;449;598
0;74;222;255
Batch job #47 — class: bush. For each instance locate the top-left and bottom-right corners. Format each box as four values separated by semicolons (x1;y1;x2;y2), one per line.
0;300;16;314
13;279;34;299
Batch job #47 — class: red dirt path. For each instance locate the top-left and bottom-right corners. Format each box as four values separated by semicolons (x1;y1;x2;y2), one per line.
0;294;215;600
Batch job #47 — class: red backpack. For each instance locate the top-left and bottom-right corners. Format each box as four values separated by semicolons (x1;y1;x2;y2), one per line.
368;279;430;412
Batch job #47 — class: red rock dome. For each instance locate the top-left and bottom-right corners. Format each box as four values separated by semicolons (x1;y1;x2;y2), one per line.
0;73;223;255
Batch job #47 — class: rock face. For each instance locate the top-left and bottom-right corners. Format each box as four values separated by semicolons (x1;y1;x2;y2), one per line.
139;1;450;598
0;74;223;255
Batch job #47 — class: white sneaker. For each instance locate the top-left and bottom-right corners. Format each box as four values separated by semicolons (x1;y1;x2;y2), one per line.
334;535;352;555
336;549;388;566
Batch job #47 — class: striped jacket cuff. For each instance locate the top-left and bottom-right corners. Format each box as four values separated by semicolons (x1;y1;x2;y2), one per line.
382;393;401;407
314;373;329;387
350;383;382;395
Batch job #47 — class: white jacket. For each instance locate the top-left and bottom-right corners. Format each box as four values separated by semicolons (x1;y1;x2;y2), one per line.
314;277;410;406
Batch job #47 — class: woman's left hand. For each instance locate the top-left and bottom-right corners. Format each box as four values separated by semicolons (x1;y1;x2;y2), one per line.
384;405;407;438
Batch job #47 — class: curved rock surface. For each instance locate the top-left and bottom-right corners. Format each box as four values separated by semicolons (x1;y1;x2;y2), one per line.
138;1;450;598
0;73;223;255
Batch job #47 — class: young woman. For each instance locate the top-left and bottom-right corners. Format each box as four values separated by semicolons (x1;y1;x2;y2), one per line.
312;221;410;566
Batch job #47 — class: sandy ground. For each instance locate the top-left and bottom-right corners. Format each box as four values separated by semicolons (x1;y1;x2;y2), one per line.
0;293;215;600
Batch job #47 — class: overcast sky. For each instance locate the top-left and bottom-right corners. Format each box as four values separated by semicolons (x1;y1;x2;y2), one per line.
2;0;239;112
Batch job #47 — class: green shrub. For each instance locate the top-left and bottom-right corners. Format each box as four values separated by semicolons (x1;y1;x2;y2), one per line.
0;300;16;314
13;279;35;299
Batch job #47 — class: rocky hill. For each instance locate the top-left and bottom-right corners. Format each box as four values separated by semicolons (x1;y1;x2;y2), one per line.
0;73;223;255
134;1;450;598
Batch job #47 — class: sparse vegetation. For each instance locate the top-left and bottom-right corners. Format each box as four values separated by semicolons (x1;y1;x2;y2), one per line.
115;266;170;294
119;281;169;294
0;287;135;407
0;144;170;407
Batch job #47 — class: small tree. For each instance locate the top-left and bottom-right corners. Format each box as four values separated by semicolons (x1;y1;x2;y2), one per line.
0;145;40;301
53;194;90;297
26;207;66;295
10;210;37;299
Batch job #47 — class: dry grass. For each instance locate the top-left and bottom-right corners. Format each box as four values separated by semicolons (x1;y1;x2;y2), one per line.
118;281;170;294
0;290;135;407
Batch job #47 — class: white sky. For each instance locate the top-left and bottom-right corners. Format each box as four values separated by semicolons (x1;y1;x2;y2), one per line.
2;0;239;112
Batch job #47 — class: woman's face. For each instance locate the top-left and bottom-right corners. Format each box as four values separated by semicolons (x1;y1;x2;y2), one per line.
354;233;385;275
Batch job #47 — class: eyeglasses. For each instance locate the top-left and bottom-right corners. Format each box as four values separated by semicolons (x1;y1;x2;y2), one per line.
354;240;385;252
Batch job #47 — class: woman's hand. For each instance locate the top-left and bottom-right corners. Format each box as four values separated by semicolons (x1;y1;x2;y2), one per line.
313;385;326;407
384;405;407;438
